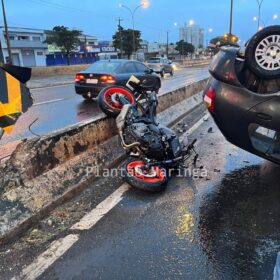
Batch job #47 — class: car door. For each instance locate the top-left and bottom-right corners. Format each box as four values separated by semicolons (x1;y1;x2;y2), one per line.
248;96;280;163
134;62;157;87
117;62;138;86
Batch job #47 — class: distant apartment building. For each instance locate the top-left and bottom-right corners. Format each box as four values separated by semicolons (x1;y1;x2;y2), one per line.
179;23;204;49
0;26;48;67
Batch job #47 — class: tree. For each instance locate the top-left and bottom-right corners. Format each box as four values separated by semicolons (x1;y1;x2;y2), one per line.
113;28;141;58
45;26;82;65
175;40;195;56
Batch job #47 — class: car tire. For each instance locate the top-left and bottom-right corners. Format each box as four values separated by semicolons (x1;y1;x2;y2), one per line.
82;94;93;100
170;69;174;76
245;25;280;79
98;85;136;118
160;69;165;78
123;160;168;192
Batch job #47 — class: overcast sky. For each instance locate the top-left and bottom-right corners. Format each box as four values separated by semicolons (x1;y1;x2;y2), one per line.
3;0;280;44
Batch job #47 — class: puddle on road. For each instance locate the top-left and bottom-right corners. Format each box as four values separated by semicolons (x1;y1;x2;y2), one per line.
198;152;280;279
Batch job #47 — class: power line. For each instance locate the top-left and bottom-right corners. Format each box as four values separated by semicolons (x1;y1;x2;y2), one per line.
27;0;167;33
26;0;112;19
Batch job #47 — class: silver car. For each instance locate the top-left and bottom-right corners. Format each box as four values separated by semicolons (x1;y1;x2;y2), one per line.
146;57;174;77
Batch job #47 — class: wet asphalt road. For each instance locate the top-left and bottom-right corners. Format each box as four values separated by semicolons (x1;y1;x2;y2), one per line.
0;66;209;153
2;105;280;280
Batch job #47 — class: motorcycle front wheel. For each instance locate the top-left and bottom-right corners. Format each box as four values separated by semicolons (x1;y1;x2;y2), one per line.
98;86;136;118
124;160;168;192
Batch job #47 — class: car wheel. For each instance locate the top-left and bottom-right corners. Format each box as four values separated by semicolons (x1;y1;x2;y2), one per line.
123;160;168;192
98;86;136;118
170;69;174;76
245;25;280;79
160;69;165;78
82;93;93;100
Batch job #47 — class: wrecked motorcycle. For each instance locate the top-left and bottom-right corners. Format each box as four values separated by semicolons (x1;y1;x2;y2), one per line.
98;78;197;191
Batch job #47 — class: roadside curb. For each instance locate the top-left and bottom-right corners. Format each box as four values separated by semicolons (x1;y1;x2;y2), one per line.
0;78;208;244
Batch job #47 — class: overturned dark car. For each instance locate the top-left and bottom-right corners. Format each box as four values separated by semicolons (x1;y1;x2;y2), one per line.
204;25;280;164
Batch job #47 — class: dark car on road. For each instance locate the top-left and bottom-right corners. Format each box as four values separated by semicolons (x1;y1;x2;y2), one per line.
204;25;280;165
75;59;161;100
146;57;174;77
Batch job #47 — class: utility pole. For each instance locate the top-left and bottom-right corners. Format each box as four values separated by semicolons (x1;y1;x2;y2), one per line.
166;31;169;58
116;17;123;58
229;0;233;35
84;35;88;64
1;0;12;64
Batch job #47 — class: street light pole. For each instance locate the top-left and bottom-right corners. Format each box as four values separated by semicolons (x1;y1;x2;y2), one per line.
1;0;12;64
256;0;264;30
229;0;233;34
166;31;169;58
120;3;144;56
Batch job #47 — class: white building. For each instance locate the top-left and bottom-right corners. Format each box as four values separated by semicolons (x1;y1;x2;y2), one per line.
179;24;204;49
148;42;166;54
0;27;48;67
78;34;99;53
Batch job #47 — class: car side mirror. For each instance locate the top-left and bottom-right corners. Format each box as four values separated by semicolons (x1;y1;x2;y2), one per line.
145;68;153;74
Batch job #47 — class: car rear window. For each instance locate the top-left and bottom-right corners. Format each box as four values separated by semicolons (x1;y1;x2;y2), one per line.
85;61;121;72
147;58;160;63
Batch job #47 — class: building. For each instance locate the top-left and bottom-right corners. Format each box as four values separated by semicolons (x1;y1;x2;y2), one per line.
97;41;118;60
145;42;179;59
147;42;167;56
46;33;100;66
78;34;99;53
0;26;48;67
179;23;205;49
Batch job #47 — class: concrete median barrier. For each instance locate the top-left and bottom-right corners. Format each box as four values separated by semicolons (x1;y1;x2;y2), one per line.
31;64;88;77
0;77;208;244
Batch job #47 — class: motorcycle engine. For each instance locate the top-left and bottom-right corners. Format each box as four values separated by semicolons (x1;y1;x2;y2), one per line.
124;122;182;160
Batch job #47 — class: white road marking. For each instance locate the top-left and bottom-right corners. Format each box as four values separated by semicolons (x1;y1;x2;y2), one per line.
71;183;130;230
13;234;79;280
187;112;209;135
13;111;208;280
179;112;210;143
33;98;64;106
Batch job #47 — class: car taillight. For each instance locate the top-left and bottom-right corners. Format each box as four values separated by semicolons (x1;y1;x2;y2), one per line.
75;74;84;81
204;87;215;113
100;75;116;83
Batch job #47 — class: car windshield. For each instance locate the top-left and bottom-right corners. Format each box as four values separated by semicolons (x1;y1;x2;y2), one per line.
147;58;160;63
85;61;121;73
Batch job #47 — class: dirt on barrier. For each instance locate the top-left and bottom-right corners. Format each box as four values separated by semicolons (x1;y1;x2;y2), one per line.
31;64;88;77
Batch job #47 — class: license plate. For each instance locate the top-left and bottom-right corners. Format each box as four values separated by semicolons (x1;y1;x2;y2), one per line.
86;79;98;84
